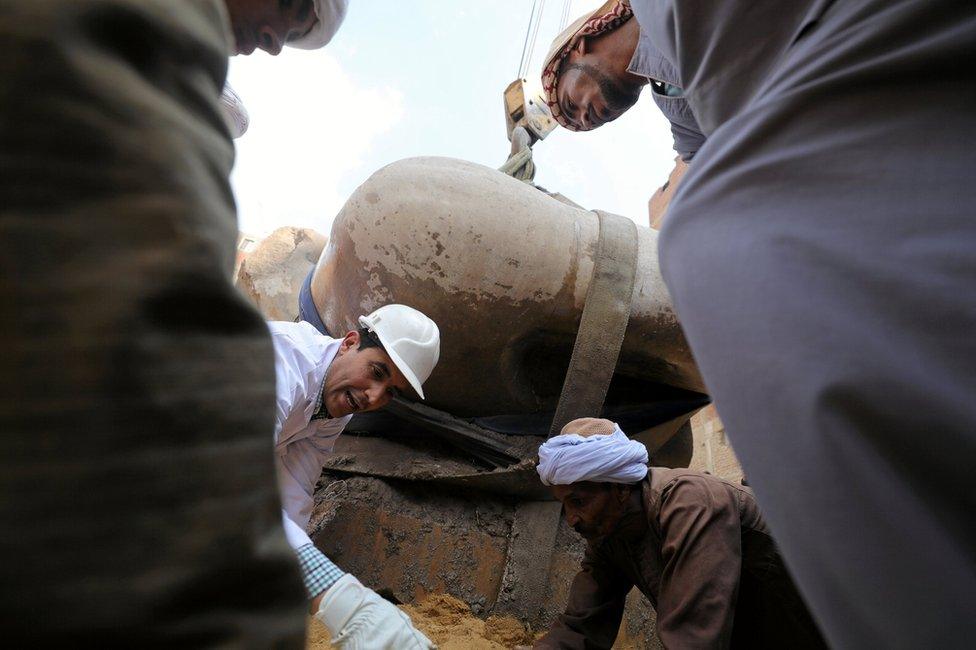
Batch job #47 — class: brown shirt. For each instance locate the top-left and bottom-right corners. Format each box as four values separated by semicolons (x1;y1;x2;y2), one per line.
536;469;825;649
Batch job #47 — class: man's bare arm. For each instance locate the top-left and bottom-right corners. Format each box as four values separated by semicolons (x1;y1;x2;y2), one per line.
648;157;690;229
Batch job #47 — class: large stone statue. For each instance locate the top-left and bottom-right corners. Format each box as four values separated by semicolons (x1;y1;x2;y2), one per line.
237;226;327;321
236;157;711;643
308;157;704;419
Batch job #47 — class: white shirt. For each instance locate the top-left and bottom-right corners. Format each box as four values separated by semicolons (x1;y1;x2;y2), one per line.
269;321;353;550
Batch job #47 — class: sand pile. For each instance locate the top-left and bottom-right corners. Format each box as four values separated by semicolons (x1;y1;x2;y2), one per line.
306;593;537;649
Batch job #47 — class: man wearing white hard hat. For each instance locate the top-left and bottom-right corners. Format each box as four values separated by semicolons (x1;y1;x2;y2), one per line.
530;418;824;649
219;0;349;137
269;304;439;649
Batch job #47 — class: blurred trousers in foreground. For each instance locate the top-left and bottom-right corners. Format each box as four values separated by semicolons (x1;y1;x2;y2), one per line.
655;0;976;646
0;1;305;645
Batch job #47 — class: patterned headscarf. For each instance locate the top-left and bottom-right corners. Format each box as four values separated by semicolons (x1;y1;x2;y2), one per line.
540;0;634;131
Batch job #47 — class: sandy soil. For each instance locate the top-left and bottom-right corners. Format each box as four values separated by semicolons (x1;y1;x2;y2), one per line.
306;593;537;649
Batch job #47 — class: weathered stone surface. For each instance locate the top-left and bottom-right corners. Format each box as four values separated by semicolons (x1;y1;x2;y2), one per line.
310;157;704;417
310;476;511;609
236;226;326;321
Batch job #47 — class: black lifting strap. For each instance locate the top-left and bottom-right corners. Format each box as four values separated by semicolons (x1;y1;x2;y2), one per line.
549;210;639;436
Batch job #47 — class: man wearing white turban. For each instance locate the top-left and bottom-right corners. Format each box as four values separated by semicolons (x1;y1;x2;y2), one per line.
224;0;347;56
532;418;824;649
219;0;349;137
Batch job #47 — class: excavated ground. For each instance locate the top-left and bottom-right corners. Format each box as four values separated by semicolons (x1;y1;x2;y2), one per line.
304;591;659;649
305;474;663;649
305;593;538;649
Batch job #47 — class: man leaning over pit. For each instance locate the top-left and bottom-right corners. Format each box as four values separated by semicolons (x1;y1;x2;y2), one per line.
540;0;701;226
219;0;348;136
270;304;439;649
531;419;824;649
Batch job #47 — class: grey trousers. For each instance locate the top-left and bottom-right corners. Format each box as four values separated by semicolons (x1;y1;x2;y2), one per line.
659;0;976;647
0;1;305;645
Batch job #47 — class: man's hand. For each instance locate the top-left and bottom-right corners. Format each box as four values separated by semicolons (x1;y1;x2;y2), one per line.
315;574;436;649
648;157;689;230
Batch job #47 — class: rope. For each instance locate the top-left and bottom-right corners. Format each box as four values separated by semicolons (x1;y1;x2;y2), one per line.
517;0;546;79
499;125;536;182
559;0;572;30
525;1;545;77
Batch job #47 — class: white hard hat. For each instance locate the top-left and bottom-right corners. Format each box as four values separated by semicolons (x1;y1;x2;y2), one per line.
289;0;349;50
358;304;440;399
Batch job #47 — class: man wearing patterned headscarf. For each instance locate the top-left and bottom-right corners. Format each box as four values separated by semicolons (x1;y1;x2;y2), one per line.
540;0;701;227
548;2;976;646
532;418;824;649
541;0;702;162
546;0;976;646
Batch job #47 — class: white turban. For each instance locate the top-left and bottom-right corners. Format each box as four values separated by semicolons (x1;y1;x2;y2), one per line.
537;423;649;486
219;84;249;139
289;0;349;50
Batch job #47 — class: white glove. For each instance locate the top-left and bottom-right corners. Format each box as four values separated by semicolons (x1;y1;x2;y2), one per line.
315;573;435;649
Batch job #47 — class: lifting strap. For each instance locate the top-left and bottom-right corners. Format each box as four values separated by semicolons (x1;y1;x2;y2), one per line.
549;210;639;436
496;211;639;621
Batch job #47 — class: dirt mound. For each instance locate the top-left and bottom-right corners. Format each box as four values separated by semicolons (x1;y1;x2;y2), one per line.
306;592;536;649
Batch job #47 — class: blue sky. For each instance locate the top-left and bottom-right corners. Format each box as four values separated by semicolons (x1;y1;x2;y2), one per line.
228;1;678;237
